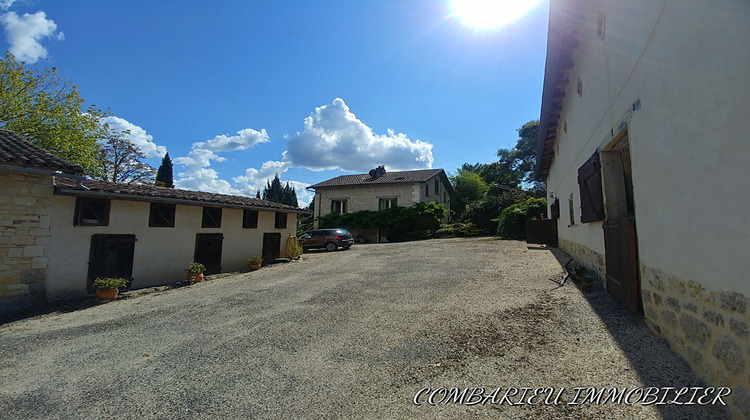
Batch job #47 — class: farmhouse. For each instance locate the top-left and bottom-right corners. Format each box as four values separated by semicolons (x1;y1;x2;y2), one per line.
307;166;453;242
0;129;307;316
536;1;749;417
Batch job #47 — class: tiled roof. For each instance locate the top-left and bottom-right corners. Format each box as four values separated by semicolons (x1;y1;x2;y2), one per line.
54;177;309;213
0;129;84;175
310;169;451;190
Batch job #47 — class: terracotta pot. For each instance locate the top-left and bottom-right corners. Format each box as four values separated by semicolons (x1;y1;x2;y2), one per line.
96;287;119;301
249;263;261;271
187;272;204;283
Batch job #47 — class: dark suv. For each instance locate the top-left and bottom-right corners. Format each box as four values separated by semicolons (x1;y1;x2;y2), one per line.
298;229;354;251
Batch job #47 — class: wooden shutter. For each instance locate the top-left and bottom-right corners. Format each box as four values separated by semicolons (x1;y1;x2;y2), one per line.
577;151;605;223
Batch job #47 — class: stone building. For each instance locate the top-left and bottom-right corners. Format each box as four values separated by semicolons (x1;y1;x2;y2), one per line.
536;1;749;417
0;130;307;317
307;167;453;242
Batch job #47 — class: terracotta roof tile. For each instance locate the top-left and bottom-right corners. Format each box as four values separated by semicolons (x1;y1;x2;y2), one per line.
54;177;309;213
0;129;83;174
310;169;450;189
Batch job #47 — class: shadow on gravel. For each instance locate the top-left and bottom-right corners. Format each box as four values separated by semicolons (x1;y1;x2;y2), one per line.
528;245;730;420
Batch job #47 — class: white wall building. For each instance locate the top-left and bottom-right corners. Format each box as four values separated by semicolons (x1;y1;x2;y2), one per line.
0;130;306;316
536;1;750;417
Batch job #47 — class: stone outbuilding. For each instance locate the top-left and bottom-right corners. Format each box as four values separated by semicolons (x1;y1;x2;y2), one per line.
536;1;749;417
307;166;453;242
0;130;307;317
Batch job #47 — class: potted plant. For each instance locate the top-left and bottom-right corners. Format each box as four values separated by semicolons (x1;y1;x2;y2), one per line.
187;262;206;283
93;277;128;301
248;256;263;271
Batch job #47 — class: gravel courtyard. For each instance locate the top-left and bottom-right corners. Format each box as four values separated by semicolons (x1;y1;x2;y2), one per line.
0;237;729;419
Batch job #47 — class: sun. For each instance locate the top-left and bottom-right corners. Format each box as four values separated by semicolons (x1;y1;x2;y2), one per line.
452;0;541;28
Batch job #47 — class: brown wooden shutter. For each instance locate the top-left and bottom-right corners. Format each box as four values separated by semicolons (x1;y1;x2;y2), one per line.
577;151;605;223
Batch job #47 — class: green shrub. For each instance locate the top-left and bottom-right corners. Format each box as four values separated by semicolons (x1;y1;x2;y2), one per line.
316;202;445;242
495;197;547;239
93;277;128;290
433;222;482;238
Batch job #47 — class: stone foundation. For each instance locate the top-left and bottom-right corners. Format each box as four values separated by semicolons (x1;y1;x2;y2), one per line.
558;237;605;285
0;170;52;317
641;265;750;418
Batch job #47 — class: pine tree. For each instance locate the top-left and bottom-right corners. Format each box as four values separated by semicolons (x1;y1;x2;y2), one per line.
262;173;284;203
155;152;174;188
262;174;298;207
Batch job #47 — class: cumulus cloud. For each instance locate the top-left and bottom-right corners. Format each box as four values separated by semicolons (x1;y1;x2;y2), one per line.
101;116;168;158
173;128;273;197
232;160;292;195
174;168;239;196
284;98;434;172
194;128;270;153
1;11;63;63
0;1;17;11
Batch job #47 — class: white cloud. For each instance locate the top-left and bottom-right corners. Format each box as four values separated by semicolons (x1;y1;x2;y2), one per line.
284;98;434;172
0;1;17;11
173;148;225;173
174;168;239;196
1;11;63;63
232;160;292;195
101;116;168;158
194;128;269;152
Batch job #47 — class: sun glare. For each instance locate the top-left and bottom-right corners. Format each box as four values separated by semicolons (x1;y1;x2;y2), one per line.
452;0;540;28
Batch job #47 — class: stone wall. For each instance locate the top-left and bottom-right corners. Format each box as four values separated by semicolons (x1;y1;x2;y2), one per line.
0;169;53;317
641;265;750;418
558;237;605;286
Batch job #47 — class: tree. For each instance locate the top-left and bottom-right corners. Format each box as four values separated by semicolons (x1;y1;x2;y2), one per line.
449;169;487;213
0;51;109;174
493;120;541;189
262;174;298;207
98;129;156;184
282;181;298;207
262;173;284;203
155;153;174;188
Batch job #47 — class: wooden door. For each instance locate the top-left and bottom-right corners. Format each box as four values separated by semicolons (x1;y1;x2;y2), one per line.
87;234;136;293
194;233;223;275
603;218;640;313
262;233;281;265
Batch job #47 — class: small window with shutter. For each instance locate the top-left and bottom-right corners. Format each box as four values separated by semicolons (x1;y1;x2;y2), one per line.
577;151;605;223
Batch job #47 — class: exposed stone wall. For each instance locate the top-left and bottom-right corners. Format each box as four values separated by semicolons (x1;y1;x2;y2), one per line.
641;265;750;418
558;237;605;285
0;170;53;316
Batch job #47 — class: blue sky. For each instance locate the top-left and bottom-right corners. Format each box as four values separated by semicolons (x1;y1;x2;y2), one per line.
1;0;549;206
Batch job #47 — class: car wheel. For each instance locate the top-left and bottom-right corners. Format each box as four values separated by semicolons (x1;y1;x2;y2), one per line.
325;242;337;252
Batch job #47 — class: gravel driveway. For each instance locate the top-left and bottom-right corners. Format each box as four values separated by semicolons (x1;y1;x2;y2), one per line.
0;237;729;419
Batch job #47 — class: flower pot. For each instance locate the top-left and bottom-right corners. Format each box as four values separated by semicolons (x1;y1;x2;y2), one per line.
249;263;261;271
187;272;203;283
96;287;119;301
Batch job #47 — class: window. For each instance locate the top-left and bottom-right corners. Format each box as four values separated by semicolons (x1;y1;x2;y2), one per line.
379;198;397;210
331;199;347;214
243;209;258;228
275;212;288;229
577;151;605;223
201;207;222;228
148;203;175;227
74;197;110;226
434;179;440;195
425;184;430;196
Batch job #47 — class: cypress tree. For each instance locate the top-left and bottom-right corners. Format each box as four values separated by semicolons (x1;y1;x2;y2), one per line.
155;152;174;188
